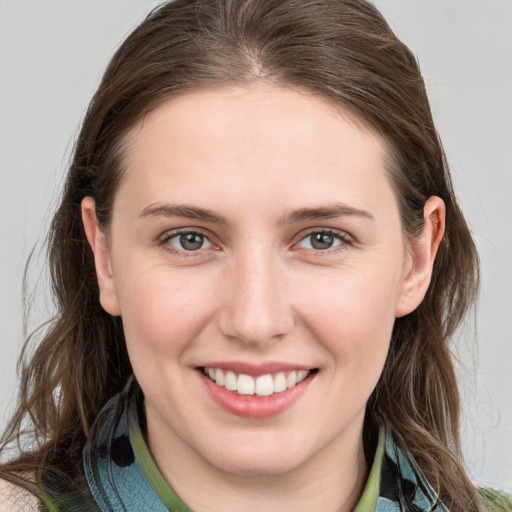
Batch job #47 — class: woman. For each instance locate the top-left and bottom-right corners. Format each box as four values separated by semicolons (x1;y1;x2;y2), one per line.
0;0;510;510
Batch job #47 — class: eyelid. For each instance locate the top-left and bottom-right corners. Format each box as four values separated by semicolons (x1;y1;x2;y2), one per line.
159;227;211;242
294;228;354;254
159;228;218;256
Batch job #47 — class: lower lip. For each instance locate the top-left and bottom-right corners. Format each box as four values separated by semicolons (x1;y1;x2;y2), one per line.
199;370;315;419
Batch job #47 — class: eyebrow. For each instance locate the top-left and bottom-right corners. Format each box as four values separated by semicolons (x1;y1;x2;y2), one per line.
140;203;228;224
285;203;374;223
139;202;374;224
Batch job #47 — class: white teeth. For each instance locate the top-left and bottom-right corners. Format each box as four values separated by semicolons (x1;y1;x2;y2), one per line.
215;368;225;386
225;371;237;391
297;370;309;383
203;367;312;396
237;374;255;395
255;374;274;396
286;371;297;388
274;372;287;393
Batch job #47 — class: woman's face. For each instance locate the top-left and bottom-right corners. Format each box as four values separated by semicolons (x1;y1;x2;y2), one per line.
84;84;439;479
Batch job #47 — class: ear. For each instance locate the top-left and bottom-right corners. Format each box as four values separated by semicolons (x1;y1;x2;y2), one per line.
81;197;121;316
395;196;446;318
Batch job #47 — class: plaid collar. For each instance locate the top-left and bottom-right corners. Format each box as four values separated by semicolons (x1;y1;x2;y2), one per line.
372;427;447;511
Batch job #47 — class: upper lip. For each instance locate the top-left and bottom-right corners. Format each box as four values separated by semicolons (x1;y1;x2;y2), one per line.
198;361;315;377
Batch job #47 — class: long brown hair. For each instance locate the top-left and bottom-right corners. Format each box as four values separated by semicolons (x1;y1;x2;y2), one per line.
1;0;481;509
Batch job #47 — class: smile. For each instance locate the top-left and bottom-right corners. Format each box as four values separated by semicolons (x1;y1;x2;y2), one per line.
201;367;311;397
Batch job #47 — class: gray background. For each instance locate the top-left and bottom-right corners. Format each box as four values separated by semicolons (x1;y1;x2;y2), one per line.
1;0;511;492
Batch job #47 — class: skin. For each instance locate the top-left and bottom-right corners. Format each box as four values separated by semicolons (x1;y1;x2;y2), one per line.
82;83;445;512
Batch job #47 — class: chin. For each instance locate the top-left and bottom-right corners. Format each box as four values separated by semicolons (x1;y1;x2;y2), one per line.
204;443;307;478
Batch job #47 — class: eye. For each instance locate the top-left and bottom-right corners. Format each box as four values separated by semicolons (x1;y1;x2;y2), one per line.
297;230;347;251
164;231;213;252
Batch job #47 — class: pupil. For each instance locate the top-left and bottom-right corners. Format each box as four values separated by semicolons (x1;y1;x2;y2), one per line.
180;233;203;251
312;232;333;250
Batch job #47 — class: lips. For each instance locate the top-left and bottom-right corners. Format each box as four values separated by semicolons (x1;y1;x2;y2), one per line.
197;363;317;418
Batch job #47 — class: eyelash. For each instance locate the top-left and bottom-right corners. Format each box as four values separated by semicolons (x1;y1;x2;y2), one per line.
296;229;352;256
159;228;353;257
159;229;213;258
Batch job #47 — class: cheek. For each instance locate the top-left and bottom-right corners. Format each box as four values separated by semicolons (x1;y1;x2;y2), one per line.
115;264;218;357
298;261;400;370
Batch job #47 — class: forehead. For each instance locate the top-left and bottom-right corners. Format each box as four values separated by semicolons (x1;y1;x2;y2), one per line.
117;84;397;221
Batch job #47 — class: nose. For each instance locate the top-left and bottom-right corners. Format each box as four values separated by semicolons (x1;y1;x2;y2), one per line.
217;247;295;348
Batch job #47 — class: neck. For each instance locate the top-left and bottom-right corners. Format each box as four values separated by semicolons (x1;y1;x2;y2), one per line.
147;415;369;512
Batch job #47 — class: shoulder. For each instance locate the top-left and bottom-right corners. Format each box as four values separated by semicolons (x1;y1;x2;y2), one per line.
0;478;39;512
479;488;512;512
